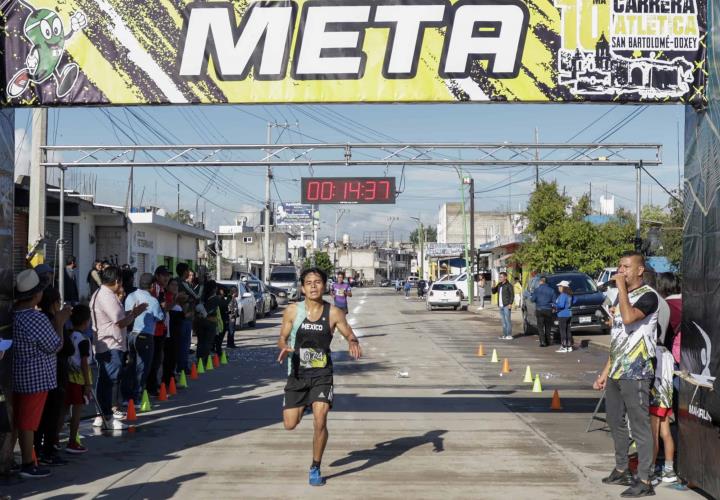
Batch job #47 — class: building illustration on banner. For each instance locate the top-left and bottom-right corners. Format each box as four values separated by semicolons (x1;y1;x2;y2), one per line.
6;1;87;99
555;0;699;98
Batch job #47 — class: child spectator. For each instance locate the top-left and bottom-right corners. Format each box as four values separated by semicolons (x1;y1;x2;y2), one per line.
65;305;93;454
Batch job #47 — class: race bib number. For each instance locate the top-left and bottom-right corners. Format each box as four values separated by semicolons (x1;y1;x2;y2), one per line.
299;348;328;369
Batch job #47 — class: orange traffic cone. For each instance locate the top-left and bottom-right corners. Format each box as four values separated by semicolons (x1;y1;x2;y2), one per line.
502;358;511;373
190;363;199;380
213;353;220;368
477;344;485;357
169;377;177;396
126;399;137;421
158;382;168;401
550;390;563;410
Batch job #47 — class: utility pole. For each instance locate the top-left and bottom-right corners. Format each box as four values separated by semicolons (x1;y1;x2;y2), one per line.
58;167;66;303
464;176;475;305
215;233;221;281
176;183;180;213
386;216;398;280
635;161;642;252
263;123;274;284
28;108;48;266
534;127;539;187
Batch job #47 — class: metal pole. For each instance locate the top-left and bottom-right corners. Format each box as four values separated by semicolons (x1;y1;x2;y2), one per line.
635;161;642;252
419;223;424;279
458;170;471;302
263;124;272;284
216;233;221;281
469;177;475;305
58;167;66;304
28;108;48;266
535;127;539;187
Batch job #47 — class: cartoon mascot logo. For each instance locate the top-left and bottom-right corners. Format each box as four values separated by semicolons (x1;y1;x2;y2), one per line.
6;0;87;99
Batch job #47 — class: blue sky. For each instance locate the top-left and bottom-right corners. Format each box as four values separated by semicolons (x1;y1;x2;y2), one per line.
14;103;685;241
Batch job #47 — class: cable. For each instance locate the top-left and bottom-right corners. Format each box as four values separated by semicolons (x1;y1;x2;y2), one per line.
640;165;682;204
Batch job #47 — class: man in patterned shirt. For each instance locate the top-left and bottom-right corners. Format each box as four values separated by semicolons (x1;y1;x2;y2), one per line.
12;269;70;479
594;251;658;498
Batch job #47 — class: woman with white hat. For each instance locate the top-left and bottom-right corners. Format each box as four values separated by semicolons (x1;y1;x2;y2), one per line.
554;280;574;353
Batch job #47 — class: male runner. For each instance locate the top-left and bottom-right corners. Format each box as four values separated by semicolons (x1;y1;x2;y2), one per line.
277;267;362;486
330;271;352;314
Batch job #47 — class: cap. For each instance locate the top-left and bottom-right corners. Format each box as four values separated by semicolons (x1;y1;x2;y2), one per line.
154;265;171;276
556;280;571;288
15;269;47;300
34;263;53;276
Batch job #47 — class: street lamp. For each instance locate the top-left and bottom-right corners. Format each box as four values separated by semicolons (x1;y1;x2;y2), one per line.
410;217;424;279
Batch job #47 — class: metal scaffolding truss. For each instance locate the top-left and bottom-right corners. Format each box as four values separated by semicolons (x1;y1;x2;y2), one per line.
41;142;662;168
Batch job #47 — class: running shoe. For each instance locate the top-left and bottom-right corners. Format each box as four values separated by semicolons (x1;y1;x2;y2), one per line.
556;346;568;353
19;464;51;479
112;409;127;420
111;419;128;430
566;346;574;352
66;442;88;454
620;481;655;497
309;466;326;486
601;468;634;486
38;454;68;466
92;415;105;428
661;469;678;483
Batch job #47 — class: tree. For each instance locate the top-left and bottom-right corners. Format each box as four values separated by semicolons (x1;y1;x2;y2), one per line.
410;226;437;244
639;192;683;269
302;251;334;278
168;209;193;225
515;181;634;274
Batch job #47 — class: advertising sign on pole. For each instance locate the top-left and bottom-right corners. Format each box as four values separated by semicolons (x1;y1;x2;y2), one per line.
276;202;313;227
1;0;707;106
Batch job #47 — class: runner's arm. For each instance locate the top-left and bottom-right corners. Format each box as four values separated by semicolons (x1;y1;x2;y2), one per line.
331;307;362;360
276;304;296;363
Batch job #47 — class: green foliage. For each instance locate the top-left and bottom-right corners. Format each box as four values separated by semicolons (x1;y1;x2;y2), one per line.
168;209;193;225
301;251;334;277
516;182;634;274
640;192;683;270
410;226;437;244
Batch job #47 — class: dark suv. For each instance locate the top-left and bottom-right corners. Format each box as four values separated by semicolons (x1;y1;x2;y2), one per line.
522;271;609;336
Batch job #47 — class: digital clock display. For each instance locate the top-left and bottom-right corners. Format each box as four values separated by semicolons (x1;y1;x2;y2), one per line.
301;177;396;205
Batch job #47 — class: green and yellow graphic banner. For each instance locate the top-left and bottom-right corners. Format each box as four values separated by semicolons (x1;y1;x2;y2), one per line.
1;0;707;105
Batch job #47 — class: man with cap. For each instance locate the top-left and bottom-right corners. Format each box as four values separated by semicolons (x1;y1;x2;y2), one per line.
34;263;54;288
12;269;71;478
147;266;171;396
124;273;165;405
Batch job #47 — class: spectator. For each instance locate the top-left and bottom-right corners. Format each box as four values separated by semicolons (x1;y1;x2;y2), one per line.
12;269;70;478
593;251;658;497
226;287;239;349
147;266;171;396
530;276;554;347
649;273;680;485
125;273;164;403
120;265;136;298
176;263;200;374
34;286;73;466
214;287;230;356
492;272;514;340
90;266;146;430
163;279;185;385
513;278;523;310
86;260;103;296
554;281;574;353
65;305;93;454
403;280;411;298
475;275;486;309
196;281;219;366
34;263;54;288
63;256;79;305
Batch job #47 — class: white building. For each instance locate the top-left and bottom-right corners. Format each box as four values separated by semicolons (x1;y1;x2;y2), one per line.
128;211;215;276
437;203;515;247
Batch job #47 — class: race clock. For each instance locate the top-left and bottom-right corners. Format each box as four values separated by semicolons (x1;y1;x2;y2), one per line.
301;177;396;204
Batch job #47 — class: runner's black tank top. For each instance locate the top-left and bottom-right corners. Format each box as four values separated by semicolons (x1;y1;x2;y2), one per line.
292;302;333;378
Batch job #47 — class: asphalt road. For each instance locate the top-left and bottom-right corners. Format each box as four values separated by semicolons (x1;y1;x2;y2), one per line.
1;288;703;499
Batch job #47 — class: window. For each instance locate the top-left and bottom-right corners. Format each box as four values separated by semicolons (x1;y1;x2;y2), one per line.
432;283;457;291
547;275;597;293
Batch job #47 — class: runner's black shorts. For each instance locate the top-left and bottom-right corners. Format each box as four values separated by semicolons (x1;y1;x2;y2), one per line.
283;375;334;409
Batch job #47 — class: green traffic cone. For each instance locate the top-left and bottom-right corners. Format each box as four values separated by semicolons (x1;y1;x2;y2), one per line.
532;374;543;393
140;390;152;412
205;356;214;371
178;370;188;388
523;366;533;383
220;351;228;365
197;359;205;374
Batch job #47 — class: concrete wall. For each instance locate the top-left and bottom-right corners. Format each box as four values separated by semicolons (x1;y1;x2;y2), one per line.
437;203;514;247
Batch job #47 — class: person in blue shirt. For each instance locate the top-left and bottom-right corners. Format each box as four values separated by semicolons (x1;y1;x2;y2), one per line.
124;273;164;404
554;280;574;353
530;276;555;347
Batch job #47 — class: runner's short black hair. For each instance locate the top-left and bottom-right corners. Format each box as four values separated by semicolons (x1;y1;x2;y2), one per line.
301;267;327;286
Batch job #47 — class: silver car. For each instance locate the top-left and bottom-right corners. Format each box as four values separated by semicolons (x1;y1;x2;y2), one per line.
217;280;257;329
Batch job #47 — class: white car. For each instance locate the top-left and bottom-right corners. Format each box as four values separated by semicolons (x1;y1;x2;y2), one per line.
426;282;462;310
447;272;470;298
217;280;257;329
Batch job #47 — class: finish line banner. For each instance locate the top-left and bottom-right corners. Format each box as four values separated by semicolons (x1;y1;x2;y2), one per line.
1;0;707;105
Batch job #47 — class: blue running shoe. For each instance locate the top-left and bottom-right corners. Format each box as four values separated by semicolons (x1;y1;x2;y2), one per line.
309;466;326;486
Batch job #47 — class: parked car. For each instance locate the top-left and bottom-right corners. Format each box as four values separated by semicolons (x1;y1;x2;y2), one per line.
270;265;300;301
522;272;609;336
245;279;273;318
595;267;618;286
405;276;419;288
217;280;257;329
267;284;289;306
426;282;462;310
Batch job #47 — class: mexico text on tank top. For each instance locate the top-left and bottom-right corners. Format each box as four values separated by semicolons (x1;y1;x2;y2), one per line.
292;302;333;378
